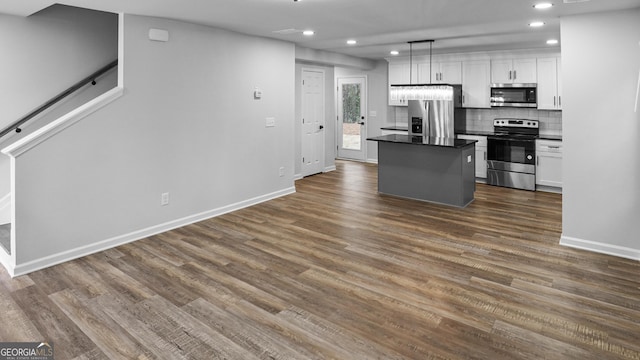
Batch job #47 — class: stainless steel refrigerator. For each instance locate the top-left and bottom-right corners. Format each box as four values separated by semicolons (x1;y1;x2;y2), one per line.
407;85;464;139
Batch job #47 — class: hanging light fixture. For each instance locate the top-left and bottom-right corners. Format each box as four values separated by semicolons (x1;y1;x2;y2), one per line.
389;40;454;101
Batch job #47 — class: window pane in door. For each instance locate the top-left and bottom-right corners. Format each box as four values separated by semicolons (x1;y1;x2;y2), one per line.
342;83;361;150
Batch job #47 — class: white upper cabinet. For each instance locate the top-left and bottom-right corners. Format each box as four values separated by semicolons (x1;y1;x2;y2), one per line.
417;63;432;84
491;60;513;84
537;57;562;110
491;58;537;84
389;62;418;85
462;60;491;108
388;62;418;106
426;61;462;84
387;52;558;108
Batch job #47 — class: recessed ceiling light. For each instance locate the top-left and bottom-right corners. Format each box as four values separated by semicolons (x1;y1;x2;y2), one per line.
302;30;315;36
529;21;545;27
547;39;559;45
390;50;399;56
347;39;357;45
534;2;553;9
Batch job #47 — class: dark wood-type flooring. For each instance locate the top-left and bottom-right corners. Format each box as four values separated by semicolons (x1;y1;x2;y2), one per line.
1;160;639;359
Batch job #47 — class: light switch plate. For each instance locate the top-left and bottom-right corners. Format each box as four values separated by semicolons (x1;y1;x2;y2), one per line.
467;155;472;163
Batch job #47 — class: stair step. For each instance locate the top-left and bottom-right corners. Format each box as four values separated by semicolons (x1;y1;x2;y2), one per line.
0;223;10;255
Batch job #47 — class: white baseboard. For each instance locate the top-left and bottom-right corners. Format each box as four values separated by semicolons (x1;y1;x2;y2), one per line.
323;165;337;173
293;173;303;181
560;235;640;261
10;187;296;277
536;185;562;194
366;158;379;164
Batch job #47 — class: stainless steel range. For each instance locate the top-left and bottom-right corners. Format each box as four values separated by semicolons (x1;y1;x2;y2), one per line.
486;118;539;191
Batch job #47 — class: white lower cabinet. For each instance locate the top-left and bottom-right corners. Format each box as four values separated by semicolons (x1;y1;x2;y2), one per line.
536;140;563;189
457;134;487;179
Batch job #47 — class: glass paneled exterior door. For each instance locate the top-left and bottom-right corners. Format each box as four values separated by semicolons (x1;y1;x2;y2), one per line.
337;77;367;161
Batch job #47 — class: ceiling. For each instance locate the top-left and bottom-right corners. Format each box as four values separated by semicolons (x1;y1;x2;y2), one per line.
2;0;640;59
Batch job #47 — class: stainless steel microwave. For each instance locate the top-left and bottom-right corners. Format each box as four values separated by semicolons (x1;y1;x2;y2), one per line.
490;84;537;108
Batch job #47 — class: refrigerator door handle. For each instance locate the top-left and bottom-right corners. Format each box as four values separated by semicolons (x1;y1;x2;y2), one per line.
425;101;431;137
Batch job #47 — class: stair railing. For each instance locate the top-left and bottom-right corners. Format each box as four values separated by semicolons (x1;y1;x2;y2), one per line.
0;59;118;139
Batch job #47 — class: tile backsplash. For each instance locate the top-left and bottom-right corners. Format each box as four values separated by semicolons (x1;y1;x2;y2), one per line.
393;107;562;136
463;108;562;135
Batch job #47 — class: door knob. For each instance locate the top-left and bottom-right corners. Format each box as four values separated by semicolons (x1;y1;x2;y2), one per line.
359;122;365;125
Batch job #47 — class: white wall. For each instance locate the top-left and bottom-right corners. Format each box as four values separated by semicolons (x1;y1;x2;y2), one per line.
294;63;336;176
335;60;392;163
11;14;295;270
560;8;640;259
0;5;118;129
295;46;376;70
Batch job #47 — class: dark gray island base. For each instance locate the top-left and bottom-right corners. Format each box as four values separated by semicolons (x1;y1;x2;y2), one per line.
368;134;477;208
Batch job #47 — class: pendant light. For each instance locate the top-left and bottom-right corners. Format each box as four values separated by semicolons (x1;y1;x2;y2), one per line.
389;39;454;101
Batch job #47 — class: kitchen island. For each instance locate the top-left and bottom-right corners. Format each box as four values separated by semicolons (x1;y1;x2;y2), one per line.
368;134;477;207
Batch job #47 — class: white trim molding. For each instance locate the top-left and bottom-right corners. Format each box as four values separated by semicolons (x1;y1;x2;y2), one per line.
323;165;337;173
1;87;124;157
10;187;296;277
0;243;13;277
560;235;640;261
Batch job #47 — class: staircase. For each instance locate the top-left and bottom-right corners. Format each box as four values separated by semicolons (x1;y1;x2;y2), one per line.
0;224;9;255
0;60;118;262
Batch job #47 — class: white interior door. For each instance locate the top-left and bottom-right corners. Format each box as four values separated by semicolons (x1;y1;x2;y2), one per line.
337;76;367;161
301;69;325;177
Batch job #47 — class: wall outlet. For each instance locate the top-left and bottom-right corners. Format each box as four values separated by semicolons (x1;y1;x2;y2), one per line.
279;167;285;177
266;117;276;127
467;155;472;163
161;192;170;206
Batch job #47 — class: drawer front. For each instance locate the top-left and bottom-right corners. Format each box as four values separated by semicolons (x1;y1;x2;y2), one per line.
536;140;562;153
